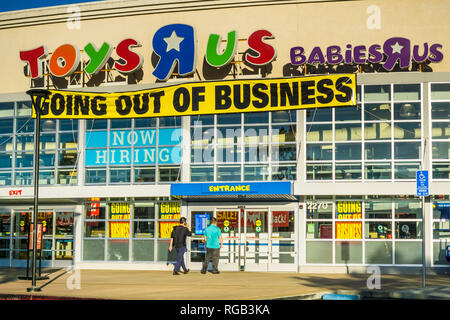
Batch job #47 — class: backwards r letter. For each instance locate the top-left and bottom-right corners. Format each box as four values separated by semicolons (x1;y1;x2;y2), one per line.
152;24;196;81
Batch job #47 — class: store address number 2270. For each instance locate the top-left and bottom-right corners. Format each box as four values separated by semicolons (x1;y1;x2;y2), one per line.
305;202;331;210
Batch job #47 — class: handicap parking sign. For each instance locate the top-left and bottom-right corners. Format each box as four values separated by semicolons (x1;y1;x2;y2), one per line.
416;170;429;197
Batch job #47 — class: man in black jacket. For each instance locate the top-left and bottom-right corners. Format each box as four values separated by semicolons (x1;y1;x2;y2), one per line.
169;217;191;275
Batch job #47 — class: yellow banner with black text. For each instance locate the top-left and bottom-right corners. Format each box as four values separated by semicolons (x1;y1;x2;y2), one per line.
32;74;356;119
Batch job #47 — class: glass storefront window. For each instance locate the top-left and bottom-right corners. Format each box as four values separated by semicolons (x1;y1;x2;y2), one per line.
395;200;422;219
431;102;450;119
306;164;332;180
395;222;422;239
306;124;332;142
134;167;156;183
432;142;450;159
0;104;14;119
133;221;154;238
335;123;361;141
110;168;131;183
395;242;422;264
191;165;214;182
55;239;73;260
132;239;154;261
433;242;450;265
107;239;129;261
393;122;421;139
433;222;450;239
55;212;73;237
134;202;155;219
394;103;421;120
335;163;362;180
83;239;105;260
0;212;10;237
394;84;421;101
84;221;106;238
16;118;34;133
431;122;450;139
14;171;33;186
16;101;32;117
86;169;107;184
335;241;362;264
430;83;450;100
394;162;420;179
159;166;180;182
394;142;420;159
306;108;331;122
365;241;392;264
335;105;361;121
244;164;269;181
306;222;332;239
335;143;361;160
306;144;332;161
365;222;392;239
272;144;296;162
432;163;450;179
305;241;332;263
272;164;296;181
364;142;391;160
364;85;391;102
217;165;241;181
365;201;392;219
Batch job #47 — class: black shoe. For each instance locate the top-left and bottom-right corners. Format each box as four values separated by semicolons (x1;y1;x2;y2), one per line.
200;269;206;274
183;269;190;274
211;271;220;274
173;271;180;275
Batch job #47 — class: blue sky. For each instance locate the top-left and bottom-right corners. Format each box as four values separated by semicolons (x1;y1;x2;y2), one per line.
0;0;104;13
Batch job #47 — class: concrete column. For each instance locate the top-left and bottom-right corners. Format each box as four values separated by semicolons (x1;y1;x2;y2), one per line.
181;116;191;183
421;82;433;272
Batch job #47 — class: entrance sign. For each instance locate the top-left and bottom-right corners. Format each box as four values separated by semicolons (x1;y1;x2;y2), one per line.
31;74;356;119
171;182;293;196
416;170;429;197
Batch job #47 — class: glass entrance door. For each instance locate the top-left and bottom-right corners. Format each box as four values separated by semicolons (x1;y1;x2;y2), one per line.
269;210;296;271
243;210;269;271
216;209;241;271
189;206;297;272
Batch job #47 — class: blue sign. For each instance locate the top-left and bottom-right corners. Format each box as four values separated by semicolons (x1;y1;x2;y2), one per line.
85;128;181;166
195;214;210;235
171;182;292;196
434;203;450;219
416;170;429;197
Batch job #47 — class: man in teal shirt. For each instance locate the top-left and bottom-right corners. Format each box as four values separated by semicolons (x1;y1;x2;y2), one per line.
201;217;223;274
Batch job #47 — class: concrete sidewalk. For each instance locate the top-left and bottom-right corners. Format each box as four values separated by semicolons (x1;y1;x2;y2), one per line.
0;268;449;300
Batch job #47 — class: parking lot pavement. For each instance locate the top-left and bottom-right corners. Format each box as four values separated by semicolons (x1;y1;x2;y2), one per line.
0;268;449;300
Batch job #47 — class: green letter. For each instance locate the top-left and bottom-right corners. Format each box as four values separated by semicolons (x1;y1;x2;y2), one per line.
205;31;237;67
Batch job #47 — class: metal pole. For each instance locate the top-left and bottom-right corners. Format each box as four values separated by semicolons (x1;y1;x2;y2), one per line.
422;195;426;288
25;89;50;292
27;101;41;292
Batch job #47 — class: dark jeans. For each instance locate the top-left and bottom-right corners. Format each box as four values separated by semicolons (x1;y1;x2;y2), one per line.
174;247;187;272
201;248;220;273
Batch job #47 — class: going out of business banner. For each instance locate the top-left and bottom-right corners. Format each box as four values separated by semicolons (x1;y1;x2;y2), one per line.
31;74;356;119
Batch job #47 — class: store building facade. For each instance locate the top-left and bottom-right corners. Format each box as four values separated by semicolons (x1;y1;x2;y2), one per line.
0;0;448;274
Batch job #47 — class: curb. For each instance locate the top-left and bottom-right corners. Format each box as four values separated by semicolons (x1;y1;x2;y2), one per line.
269;286;450;300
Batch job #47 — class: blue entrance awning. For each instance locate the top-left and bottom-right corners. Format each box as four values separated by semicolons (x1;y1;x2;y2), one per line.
171;182;293;200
